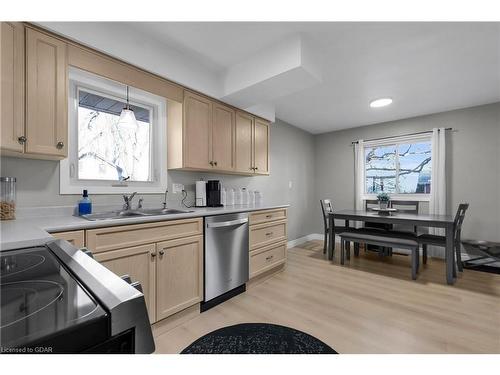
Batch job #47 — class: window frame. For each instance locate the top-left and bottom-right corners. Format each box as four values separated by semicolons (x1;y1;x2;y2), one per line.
60;67;167;194
361;133;432;202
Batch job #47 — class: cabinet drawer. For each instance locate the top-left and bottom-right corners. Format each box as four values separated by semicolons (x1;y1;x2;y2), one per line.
249;219;287;250
250;241;286;279
51;230;85;248
86;218;203;253
249;208;287;225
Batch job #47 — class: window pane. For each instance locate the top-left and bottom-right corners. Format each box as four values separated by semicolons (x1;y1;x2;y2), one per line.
77;90;151;182
365;145;397;194
398;142;431;194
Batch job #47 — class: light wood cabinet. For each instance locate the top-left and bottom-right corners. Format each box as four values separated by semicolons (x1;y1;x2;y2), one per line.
51;230;85;248
0;22;25;154
235;111;254;173
183;91;212;169
156;235;203;321
94;244;156;323
253;118;270;174
212;102;235;171
235;111;270;175
25;28;68;158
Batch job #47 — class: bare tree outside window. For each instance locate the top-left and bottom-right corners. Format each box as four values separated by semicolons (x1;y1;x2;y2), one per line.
365;141;431;194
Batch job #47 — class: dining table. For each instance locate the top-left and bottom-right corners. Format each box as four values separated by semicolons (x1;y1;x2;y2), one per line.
328;209;457;285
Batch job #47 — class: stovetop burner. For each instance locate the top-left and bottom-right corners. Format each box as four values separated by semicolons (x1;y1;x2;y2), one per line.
1;280;64;329
1;253;45;278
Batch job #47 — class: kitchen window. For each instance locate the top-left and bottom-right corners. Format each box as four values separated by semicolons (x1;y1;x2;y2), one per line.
363;135;432;198
60;68;167;194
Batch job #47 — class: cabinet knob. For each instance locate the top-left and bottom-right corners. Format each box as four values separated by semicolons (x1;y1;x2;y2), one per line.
159;250;165;256
254;166;259;171
151;252;157;258
56;141;64;149
265;255;274;261
209;161;214;166
18;136;27;144
214;161;218;166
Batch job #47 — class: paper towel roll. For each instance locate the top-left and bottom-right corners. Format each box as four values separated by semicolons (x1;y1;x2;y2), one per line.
195;180;207;207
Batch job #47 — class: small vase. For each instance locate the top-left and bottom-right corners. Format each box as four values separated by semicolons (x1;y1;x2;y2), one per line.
379;201;388;210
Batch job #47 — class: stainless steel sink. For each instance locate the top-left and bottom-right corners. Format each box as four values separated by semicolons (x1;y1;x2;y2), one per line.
82;208;194;221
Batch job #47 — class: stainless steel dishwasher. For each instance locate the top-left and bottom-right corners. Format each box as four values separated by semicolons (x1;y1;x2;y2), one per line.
203;212;249;311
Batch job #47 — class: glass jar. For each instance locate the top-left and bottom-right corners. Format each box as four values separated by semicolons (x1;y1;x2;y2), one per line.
0;177;16;220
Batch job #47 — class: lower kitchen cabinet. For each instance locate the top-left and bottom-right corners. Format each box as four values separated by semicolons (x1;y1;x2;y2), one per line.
155;235;203;321
94;244;157;323
51;230;85;248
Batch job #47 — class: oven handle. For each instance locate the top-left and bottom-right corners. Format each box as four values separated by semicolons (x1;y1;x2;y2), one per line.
206;218;248;228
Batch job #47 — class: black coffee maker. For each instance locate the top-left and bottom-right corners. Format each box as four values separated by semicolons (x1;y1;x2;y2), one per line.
206;180;223;207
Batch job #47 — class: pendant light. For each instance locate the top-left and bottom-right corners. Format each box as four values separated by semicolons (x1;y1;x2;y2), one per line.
118;86;138;129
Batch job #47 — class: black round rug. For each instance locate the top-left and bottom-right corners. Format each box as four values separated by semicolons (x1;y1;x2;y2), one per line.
180;323;337;354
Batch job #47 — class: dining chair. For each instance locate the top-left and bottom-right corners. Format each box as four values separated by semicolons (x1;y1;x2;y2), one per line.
363;199;391;255
417;203;469;271
390;200;420;234
320;199;355;256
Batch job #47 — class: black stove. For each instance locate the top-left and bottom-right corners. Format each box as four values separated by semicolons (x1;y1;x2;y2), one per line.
1;241;154;354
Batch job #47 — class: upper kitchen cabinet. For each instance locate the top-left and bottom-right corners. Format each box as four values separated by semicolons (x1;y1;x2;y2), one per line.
235;111;270;175
253;118;270;175
0;22;25;154
25;28;68;158
168;90;238;173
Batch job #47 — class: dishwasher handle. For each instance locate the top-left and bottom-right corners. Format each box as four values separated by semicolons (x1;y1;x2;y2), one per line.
206;217;248;228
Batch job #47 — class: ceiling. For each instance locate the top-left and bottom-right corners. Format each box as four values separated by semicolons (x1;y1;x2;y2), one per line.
49;22;500;134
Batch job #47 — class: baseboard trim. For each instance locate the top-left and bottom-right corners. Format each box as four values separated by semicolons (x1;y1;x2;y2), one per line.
287;233;324;249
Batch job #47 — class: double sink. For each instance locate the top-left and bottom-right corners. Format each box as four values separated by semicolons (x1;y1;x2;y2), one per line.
82;208;194;221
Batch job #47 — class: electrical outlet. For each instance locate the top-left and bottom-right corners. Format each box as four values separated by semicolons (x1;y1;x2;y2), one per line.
288;181;293;189
172;183;184;193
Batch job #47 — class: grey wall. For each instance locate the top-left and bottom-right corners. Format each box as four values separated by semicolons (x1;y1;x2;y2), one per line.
0;118;317;241
314;102;500;242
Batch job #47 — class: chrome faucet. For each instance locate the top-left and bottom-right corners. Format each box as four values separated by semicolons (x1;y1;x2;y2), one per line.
122;192;137;211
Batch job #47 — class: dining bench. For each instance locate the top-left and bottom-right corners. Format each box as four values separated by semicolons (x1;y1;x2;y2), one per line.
339;230;420;280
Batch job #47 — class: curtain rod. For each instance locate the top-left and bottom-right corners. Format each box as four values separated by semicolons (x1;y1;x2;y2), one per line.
351;128;453;145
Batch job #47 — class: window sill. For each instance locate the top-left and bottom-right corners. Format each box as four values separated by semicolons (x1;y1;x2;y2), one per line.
362;195;431;202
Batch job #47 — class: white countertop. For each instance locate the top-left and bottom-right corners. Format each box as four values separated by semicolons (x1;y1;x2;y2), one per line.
0;204;290;251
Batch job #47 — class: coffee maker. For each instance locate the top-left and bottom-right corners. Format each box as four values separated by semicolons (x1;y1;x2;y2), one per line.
206;180;223;207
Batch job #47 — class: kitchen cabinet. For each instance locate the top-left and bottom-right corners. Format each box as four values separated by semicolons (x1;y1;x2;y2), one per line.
51;230;85;248
235;111;270;175
0;22;25;154
183;91;212;169
248;208;288;280
211;102;235;171
25;28;68;158
0;24;68;159
155;235;203;321
94;244;157;323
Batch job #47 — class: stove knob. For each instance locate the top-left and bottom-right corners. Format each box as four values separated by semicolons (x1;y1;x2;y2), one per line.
130;281;143;293
80;247;94;258
120;275;132;284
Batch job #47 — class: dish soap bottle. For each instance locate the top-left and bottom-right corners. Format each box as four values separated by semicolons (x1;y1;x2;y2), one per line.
78;189;92;215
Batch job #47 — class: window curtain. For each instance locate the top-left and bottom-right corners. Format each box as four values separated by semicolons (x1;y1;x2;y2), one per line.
354;140;365;228
429;128;447;257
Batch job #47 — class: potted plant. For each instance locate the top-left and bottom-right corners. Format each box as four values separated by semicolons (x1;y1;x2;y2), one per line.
376;192;390;209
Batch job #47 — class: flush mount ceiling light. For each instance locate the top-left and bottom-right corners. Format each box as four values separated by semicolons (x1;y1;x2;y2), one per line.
118;86;138;129
369;97;393;108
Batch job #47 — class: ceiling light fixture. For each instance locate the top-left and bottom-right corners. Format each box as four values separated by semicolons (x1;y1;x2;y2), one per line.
118;86;138;129
369;97;393;108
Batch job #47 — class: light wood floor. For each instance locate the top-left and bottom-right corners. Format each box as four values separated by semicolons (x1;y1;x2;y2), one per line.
153;240;500;353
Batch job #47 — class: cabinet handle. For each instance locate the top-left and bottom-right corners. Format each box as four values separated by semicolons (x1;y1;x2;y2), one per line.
209;161;214;166
151;253;157;258
254;166;258;171
265;215;272;218
56;141;64;149
214;161;218;166
159;250;165;256
265;255;274;261
266;232;273;236
18;136;27;144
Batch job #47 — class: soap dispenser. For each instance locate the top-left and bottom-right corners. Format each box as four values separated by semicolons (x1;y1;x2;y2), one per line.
78;189;92;215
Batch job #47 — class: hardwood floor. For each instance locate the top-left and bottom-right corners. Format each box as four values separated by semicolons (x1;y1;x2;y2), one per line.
153;240;500;353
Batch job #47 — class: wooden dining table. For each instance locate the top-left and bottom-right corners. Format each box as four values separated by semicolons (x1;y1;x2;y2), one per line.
328;210;457;285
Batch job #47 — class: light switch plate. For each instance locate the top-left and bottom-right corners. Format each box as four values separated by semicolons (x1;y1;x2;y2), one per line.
288;181;293;189
172;183;184;193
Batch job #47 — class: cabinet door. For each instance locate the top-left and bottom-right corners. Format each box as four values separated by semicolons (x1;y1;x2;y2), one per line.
253;118;270;174
0;22;24;153
51;230;84;248
212;103;235;171
235;111;254;173
94;244;157;323
25;28;68;157
183;91;212;169
156;235;203;321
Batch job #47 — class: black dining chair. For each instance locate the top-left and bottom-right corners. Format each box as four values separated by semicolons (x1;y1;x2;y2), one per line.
320;199;355;256
418;203;469;271
390;200;420;234
363;199;392;255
